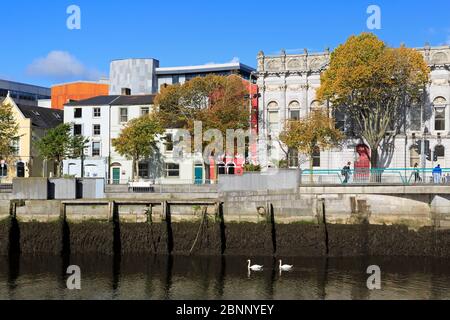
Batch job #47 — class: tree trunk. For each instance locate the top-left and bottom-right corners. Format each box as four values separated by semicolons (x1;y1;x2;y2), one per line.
134;158;139;181
370;146;380;183
309;155;314;184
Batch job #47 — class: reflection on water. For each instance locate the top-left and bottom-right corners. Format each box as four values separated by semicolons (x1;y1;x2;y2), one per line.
0;254;449;300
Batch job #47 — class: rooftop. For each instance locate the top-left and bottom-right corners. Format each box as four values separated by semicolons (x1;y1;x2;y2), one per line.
64;95;156;106
16;104;63;129
156;62;255;75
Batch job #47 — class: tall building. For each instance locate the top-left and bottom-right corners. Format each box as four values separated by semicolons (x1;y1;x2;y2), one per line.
51;81;109;110
109;59;160;95
0;79;50;106
256;45;450;171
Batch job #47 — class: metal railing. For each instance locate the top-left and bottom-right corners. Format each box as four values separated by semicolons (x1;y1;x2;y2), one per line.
105;178;218;194
0;183;13;193
300;168;450;186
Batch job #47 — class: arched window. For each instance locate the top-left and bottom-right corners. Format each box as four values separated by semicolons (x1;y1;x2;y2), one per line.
312;147;321;168
0;163;8;177
288;101;300;120
434;97;447;131
226;163;235;175
310;100;323;111
217;163;226;175
267;102;279;133
16;162;25;178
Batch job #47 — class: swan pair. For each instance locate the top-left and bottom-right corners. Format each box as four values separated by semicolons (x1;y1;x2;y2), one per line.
247;260;293;272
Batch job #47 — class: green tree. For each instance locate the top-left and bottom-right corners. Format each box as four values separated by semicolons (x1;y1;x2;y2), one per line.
112;115;164;180
36;123;72;177
69;135;90;178
316;33;429;167
279;110;344;176
0;102;19;163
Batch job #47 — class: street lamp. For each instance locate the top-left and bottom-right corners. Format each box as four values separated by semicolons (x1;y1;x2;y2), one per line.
421;126;429;182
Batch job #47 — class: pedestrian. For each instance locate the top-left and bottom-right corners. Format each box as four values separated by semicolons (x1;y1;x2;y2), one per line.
342;162;352;184
413;163;421;183
433;164;442;184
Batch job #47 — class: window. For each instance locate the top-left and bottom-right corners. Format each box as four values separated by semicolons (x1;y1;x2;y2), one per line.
218;163;226;175
141;107;150;116
119;108;128;123
434;108;445;131
435;145;445;159
288;148;299;168
288;101;300;120
138;162;149;178
93;124;101;136
312;147;321;167
165;134;173;152
11;139;19;156
92;142;101;157
165;163;180;177
0;163;7;177
74;108;82;118
268;111;279;132
73;124;82;136
93;108;101;118
172;75;179;84
289;110;300;120
333;111;346;132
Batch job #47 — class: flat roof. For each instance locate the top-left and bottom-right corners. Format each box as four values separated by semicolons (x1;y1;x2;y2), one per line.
65;94;155;106
51;80;109;87
156;62;255;75
0;79;50;91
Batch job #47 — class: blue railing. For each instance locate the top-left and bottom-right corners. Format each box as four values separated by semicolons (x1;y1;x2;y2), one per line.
300;168;450;186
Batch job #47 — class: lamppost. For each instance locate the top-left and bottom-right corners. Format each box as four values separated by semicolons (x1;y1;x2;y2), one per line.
421;126;429;182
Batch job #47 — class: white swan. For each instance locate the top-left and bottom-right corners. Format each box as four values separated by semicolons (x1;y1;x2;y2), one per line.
247;260;263;271
279;260;293;272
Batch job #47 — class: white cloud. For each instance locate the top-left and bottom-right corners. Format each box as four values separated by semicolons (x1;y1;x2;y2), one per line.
26;51;102;81
205;57;240;65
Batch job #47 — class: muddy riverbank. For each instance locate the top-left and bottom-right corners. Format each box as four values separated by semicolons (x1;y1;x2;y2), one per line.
1;217;450;258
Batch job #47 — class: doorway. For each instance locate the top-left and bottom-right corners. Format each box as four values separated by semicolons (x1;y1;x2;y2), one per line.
194;164;203;185
112;168;121;184
16;162;25;178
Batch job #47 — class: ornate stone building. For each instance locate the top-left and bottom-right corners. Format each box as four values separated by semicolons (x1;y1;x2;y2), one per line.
256;45;450;172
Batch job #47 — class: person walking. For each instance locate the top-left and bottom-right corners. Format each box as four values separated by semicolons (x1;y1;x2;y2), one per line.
433;164;442;184
413;163;421;183
342;162;352;184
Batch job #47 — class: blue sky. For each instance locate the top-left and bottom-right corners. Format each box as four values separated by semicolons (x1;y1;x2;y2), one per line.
1;0;450;87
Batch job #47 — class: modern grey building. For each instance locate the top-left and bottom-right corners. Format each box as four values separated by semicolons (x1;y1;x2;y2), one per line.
0;79;50;106
156;61;255;89
109;59;160;95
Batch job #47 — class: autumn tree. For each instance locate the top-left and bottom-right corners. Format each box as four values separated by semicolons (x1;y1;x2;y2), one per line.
112;115;164;180
279;110;344;174
155;75;250;178
316;33;429;168
0;102;19;164
36;123;73;177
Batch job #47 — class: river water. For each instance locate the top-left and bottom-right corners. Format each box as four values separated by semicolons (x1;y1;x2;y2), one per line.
0;255;449;300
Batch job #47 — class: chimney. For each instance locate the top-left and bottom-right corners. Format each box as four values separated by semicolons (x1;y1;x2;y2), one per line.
121;88;131;96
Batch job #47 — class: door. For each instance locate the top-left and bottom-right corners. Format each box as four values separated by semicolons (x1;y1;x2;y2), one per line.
16;162;25;178
112;168;120;184
194;164;203;185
